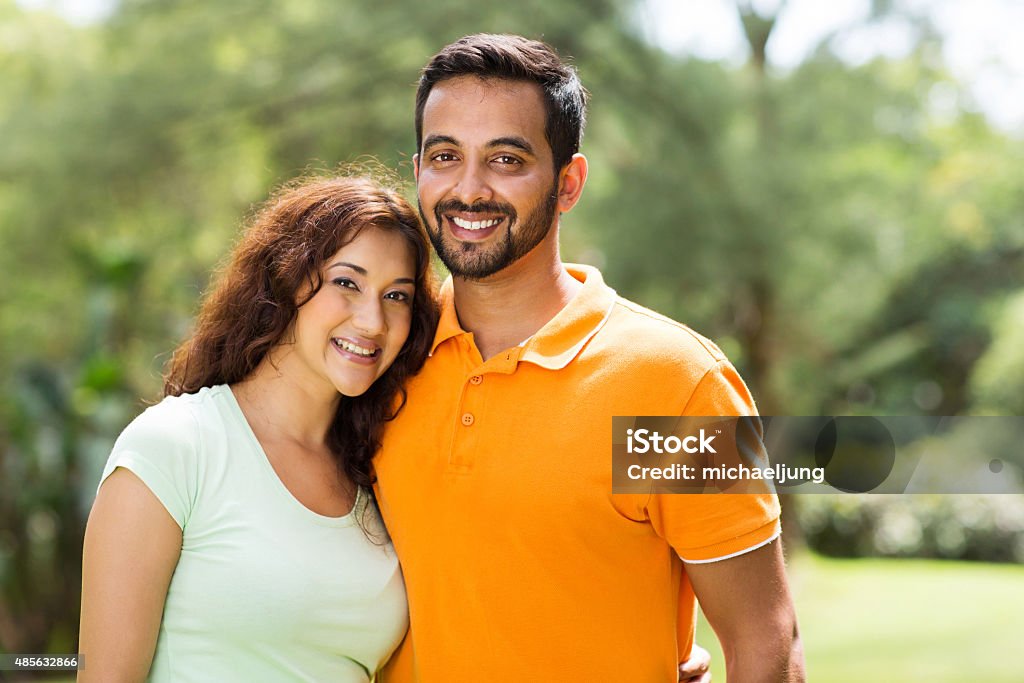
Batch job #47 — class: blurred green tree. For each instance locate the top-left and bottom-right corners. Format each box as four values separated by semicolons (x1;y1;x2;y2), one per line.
1;0;1023;657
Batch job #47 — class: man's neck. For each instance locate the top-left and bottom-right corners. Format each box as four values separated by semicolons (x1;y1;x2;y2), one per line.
451;243;582;362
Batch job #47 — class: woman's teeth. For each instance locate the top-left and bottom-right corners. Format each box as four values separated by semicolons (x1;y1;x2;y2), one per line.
333;339;377;357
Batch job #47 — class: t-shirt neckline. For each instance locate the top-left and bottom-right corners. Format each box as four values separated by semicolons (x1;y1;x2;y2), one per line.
219;384;363;528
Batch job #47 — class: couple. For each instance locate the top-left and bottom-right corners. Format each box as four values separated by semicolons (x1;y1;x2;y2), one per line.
79;34;804;682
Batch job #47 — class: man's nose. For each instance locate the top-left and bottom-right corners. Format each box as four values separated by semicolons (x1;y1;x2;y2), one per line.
451;162;493;206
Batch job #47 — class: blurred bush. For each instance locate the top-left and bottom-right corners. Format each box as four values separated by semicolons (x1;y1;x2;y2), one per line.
798;495;1024;563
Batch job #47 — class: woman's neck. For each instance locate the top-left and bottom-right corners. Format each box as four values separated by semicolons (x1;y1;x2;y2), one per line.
231;352;340;449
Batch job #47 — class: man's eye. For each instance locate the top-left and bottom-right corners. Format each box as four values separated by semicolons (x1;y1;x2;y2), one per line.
493;155;521;165
431;152;458;163
332;277;358;290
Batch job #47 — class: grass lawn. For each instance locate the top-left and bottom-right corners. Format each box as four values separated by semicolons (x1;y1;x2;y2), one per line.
696;552;1024;682
39;553;1024;682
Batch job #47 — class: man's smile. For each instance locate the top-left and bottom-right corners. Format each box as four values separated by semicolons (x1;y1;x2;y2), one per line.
433;200;515;244
450;216;502;231
443;212;508;241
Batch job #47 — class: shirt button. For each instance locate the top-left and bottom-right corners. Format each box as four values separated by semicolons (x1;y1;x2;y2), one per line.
461;413;475;426
469;375;483;385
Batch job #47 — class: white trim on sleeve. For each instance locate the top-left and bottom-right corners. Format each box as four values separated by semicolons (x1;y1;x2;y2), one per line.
678;528;781;564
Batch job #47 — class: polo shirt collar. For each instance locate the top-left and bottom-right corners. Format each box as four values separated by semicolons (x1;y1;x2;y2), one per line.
429;278;465;355
429;264;616;370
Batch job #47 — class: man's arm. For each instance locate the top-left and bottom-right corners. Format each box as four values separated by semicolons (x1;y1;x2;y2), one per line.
686;540;805;683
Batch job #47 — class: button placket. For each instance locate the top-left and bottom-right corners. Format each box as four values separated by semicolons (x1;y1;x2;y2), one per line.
462;373;484;427
448;369;486;470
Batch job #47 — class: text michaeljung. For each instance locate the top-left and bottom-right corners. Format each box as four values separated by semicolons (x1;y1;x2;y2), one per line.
626;461;826;485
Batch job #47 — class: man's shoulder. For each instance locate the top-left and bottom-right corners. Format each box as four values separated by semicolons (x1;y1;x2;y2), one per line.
600;295;730;367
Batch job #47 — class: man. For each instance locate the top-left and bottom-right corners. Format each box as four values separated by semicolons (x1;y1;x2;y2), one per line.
374;34;804;682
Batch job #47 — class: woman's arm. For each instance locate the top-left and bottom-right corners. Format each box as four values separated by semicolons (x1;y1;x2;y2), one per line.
79;468;183;682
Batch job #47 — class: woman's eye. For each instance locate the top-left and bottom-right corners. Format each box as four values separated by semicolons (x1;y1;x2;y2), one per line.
385;290;411;303
332;277;358;290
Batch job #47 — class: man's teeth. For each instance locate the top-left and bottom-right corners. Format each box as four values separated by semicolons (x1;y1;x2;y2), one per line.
451;216;501;231
333;339;376;357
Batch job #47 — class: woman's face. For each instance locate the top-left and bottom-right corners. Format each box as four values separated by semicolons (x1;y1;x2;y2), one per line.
285;227;417;399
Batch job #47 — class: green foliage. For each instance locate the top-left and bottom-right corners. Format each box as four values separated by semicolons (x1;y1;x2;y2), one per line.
797;495;1024;562
971;292;1024;415
2;0;1023;658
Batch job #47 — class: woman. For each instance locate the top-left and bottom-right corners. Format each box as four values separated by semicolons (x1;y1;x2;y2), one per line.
78;172;438;682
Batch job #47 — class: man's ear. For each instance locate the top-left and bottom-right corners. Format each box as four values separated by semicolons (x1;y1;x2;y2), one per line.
556;154;588;213
413;153;420;181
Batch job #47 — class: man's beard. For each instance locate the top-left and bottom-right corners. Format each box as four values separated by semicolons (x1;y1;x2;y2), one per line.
419;184;559;280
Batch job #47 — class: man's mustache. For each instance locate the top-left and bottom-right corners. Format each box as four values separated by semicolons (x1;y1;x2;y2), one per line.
434;199;517;218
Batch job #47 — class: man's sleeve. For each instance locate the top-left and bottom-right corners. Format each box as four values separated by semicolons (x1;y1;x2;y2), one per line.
645;359;781;563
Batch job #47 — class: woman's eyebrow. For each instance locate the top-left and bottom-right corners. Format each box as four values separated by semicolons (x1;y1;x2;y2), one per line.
329;261;415;286
328;261;366;274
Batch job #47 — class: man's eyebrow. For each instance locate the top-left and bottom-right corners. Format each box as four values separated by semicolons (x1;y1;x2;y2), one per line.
488;136;534;155
423;134;459;150
422;134;535;157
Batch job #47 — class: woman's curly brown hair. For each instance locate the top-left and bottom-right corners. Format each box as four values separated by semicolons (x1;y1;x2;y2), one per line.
163;171;438;502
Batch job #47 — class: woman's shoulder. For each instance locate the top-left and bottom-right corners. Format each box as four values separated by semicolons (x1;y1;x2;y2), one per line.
114;385;231;456
101;386;234;527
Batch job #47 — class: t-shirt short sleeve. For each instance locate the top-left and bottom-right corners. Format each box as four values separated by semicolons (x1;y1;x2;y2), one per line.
646;359;782;563
98;397;201;529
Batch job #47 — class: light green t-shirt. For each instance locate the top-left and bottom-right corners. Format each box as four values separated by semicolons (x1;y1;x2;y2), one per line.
99;384;408;682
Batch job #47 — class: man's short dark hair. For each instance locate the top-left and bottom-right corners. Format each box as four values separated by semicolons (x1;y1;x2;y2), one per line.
415;34;588;173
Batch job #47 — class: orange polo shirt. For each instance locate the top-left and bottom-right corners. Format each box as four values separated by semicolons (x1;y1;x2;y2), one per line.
375;264;780;682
